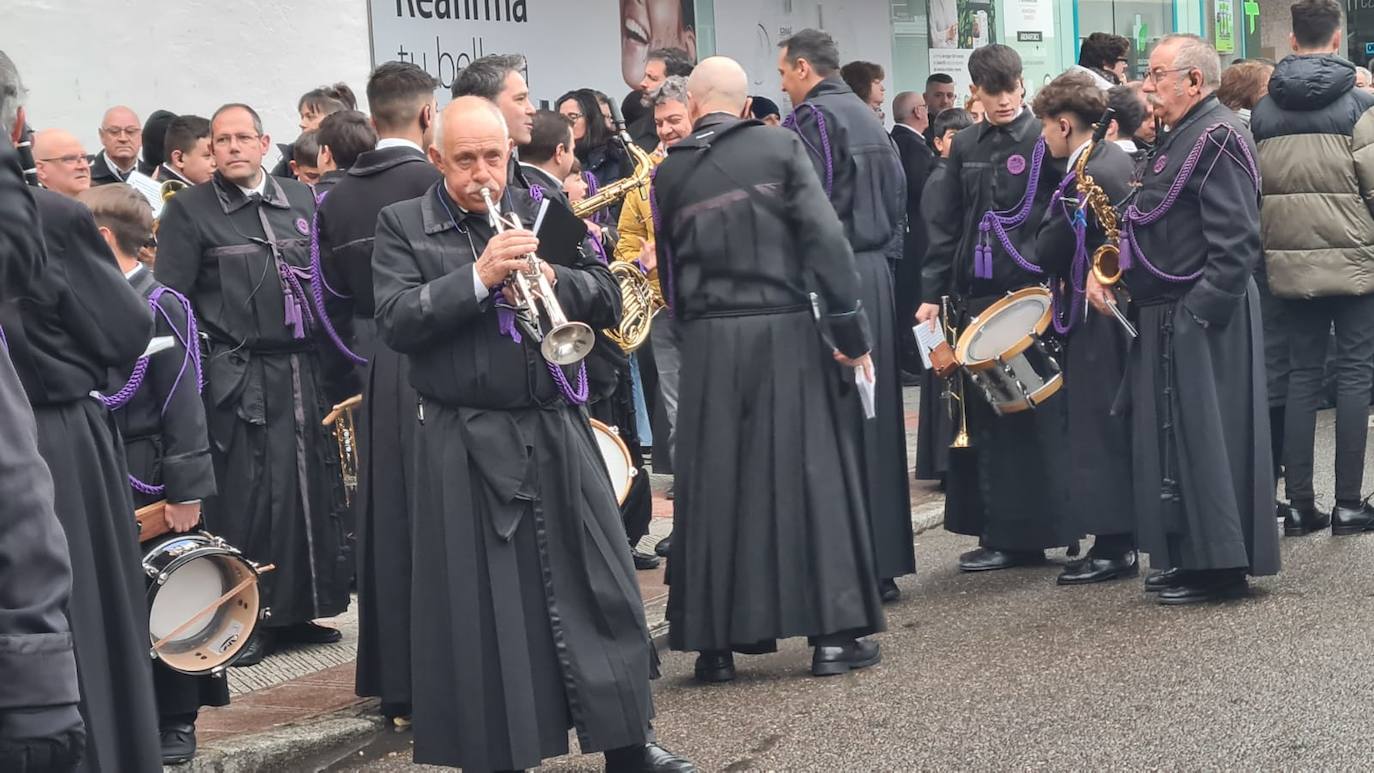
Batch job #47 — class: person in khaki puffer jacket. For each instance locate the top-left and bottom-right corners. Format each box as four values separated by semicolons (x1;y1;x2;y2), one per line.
1251;0;1374;538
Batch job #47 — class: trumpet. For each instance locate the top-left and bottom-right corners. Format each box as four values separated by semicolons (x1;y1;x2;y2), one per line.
322;394;362;507
479;187;596;366
941;296;972;449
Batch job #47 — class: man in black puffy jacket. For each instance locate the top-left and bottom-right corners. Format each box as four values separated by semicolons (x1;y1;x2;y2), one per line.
1251;0;1374;537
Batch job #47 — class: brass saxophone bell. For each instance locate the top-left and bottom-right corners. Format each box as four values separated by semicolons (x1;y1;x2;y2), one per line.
1091;244;1122;287
160;179;187;202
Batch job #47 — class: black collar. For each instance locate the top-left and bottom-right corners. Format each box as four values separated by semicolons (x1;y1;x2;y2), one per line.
211;171;292;214
803;78;852;102
348;145;428;177
520;163;564;192
976;107;1036;142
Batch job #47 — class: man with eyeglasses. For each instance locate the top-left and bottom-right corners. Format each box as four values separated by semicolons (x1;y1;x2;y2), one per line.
156;103;353;664
1123;33;1279;604
31;128;91;196
90;105;142;186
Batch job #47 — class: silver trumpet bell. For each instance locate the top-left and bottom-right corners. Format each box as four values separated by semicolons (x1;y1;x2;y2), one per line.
479;187;596;365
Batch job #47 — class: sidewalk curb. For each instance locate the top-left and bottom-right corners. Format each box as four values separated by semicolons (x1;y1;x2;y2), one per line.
185;709;384;773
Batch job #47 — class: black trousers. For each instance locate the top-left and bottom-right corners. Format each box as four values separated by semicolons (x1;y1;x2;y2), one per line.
1283;293;1374;505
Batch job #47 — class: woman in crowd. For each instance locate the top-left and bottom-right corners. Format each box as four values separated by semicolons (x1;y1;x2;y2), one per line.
841;60;886;119
1217;58;1274;128
557;89;627;190
274;82;356;178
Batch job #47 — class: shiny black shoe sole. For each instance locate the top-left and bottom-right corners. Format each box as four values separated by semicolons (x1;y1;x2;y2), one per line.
693;663;735;683
959;558;1045;573
1056;562;1140;586
812;647;881;677
1157;583;1249;606
1331;522;1374;536
1286;517;1332;536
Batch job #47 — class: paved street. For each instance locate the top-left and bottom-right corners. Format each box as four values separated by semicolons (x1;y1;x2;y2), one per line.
323;410;1374;771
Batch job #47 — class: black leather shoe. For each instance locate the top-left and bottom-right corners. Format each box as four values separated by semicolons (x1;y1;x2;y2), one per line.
604;742;697;772
958;547;1046;572
812;638;881;677
1143;567;1183;593
693;651;735;683
1332;502;1374;535
1156;570;1248;605
1057;552;1139;585
654;533;673;557
160;722;197;765
230;629;273;667
1279;502;1331;536
275;622;343;645
878;578;901;603
632;548;661;570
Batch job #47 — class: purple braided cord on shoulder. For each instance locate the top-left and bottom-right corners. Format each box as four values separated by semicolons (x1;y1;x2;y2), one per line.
1046;171;1089;335
782;103;834;197
99;355;149;409
974;138;1047;279
584;172;608;226
1121;123;1260;284
308;190;366;365
529;184;545;203
648;165;674;317
99;286;204;411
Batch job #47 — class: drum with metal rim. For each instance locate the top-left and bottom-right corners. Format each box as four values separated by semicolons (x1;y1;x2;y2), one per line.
954;287;1063;415
589;418;636;505
143;532;265;674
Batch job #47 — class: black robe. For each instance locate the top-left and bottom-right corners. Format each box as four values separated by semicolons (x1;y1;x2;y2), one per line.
0;150;83;762
892;123;936;373
372;182;654;771
921;109;1076;551
914;160;955;482
1033;141;1136;539
787;78;915;581
104;267;229;720
316;144;441;712
0;186;160;772
156;171;352;627
1119;96;1279;575
655;113;885;652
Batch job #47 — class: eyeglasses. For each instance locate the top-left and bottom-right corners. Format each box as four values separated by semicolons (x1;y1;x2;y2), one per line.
38;154;89;166
101;126;141;137
213;133;261;149
1145;67;1191;83
562;111;584;121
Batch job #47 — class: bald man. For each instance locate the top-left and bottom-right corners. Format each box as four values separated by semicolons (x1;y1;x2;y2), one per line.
657;57;885;681
371;97;693;773
32;129;92;197
90;105;142;185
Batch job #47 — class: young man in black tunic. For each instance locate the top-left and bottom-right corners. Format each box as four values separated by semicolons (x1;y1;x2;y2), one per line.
1031;73;1139;585
0;51;161;772
0;144;86;773
779;28;915;601
372;97;692;773
917;44;1076;572
80;184;227;764
657;56;885;681
1129;34;1279;603
156;103;352;663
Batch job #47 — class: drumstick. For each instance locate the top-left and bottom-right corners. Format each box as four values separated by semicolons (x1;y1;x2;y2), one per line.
150;576;258;653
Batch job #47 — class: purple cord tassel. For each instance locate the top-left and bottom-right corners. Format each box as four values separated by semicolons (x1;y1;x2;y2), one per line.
496;305;522;343
1118;228;1134;271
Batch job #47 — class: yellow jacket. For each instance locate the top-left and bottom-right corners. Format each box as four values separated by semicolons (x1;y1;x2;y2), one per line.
613;153;665;296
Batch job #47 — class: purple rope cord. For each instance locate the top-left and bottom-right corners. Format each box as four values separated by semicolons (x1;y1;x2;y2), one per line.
100;356;149;410
100;287;203;412
308;191;367;365
648;165;674;317
1121;123;1261;284
782;104;835;197
529;184;544;203
586;228;609;265
974;138;1048;280
129;474;164;496
1045;171;1089;335
583;172;608;226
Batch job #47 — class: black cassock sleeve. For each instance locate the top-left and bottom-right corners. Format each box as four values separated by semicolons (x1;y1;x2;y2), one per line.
49;202;151;367
314;205;362;403
1183;126;1263;327
152;193;201;297
0;151;42;300
921;147;965;304
551;237;621;331
147;291;217;503
372;206;486;354
1035;185;1078;277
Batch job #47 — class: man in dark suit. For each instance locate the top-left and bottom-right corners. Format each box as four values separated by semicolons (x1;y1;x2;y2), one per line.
890;90;936;380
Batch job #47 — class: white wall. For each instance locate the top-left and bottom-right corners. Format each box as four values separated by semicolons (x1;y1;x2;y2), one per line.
6;0;373;165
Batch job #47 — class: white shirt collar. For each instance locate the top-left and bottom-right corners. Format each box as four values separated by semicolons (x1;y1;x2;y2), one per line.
893;122;923;135
236;170;268;199
376;137;425;153
124;262;144;280
1114;138;1138;154
520;163;564;191
1067;139;1093;169
100;150;136;178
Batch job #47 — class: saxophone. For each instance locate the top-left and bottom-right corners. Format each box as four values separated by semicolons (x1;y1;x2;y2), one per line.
1075;107;1122;286
572;110;664;352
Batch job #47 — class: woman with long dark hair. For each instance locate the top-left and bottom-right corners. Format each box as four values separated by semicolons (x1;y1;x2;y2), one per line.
556;88;627;197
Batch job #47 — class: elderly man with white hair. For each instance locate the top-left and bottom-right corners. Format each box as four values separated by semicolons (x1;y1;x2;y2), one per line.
1126;33;1279;604
656;56;886;682
371;96;693;773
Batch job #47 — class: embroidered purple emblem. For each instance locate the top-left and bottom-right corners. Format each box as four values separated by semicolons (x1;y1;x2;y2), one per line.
1006;154;1027;175
295;217;310;235
1153;154;1168;175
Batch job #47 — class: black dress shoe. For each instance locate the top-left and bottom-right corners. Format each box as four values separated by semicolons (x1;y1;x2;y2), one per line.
160;722;197;765
1332;502;1374;535
811;638;881;677
604;742;697;772
275;622;343;645
958;547;1046;572
230;629;273;667
654;533;673;557
1156;569;1248;605
1057;551;1139;585
632;548;661;570
693;651;735;683
878;578;900;603
1279;502;1331;536
1143;567;1184;593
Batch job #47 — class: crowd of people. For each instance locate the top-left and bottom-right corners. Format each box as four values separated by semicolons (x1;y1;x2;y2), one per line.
3;0;1374;770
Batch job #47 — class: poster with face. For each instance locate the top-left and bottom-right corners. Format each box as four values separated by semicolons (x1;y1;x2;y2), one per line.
619;0;698;92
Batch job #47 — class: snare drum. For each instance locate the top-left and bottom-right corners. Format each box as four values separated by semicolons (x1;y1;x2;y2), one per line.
589;418;636;505
955;287;1063;415
143;532;265;674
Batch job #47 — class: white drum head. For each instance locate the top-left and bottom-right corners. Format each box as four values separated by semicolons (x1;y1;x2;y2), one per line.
963;293;1052;363
590;419;634;505
150;557;222;641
